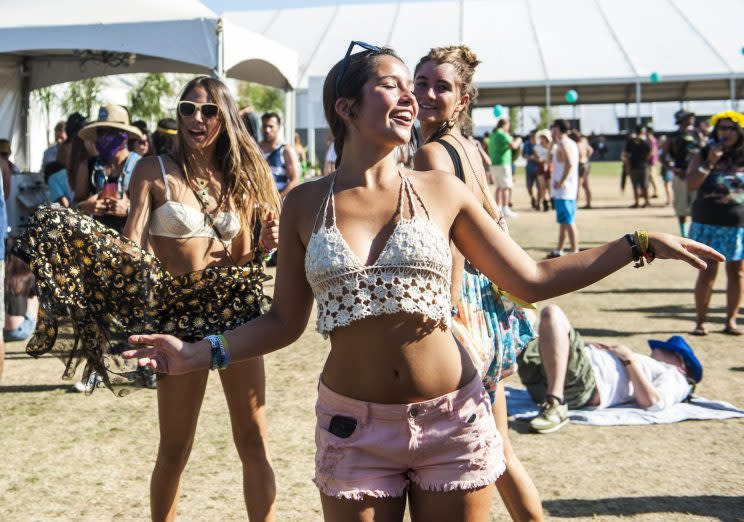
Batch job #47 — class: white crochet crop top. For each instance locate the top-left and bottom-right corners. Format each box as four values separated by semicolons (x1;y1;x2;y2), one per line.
305;172;452;337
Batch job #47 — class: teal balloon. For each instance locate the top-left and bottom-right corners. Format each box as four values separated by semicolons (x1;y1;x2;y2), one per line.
565;89;579;104
492;104;504;118
649;72;661;83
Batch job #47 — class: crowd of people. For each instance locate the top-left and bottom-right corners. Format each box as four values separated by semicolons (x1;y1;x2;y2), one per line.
0;39;740;522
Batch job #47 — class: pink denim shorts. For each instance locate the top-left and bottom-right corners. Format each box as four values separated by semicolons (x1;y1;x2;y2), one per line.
313;374;505;500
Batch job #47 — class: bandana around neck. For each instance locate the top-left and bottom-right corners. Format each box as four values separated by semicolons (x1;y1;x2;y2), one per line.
95;132;128;163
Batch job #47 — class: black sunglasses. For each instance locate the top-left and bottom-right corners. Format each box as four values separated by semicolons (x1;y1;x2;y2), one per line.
335;41;382;98
178;101;219;119
717;124;738;132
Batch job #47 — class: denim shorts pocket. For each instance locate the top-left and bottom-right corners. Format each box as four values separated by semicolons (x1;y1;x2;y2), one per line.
451;394;492;427
316;407;362;443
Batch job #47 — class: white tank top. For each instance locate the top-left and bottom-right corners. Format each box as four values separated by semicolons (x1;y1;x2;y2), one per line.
551;138;580;200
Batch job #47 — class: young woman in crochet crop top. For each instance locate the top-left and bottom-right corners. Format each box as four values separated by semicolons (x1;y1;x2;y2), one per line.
125;46;722;521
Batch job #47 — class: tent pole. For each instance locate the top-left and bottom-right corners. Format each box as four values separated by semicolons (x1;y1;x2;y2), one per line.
212;18;225;79
306;90;316;175
545;84;551;124
458;0;464;44
284;89;296;148
635;81;641;125
21;58;31;171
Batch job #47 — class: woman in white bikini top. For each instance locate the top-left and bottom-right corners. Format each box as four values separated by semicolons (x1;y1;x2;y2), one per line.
122;76;282;520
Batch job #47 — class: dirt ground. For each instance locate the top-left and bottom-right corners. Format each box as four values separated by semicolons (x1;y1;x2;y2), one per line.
1;165;743;521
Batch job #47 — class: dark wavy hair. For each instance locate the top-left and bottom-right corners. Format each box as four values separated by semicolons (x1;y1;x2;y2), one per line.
322;46;401;164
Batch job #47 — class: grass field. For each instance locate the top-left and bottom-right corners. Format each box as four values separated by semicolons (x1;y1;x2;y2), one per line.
1;167;743;521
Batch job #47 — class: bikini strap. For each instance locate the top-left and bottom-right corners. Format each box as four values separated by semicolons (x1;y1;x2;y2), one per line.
311;172;338;232
156;155;171;201
400;172;429;219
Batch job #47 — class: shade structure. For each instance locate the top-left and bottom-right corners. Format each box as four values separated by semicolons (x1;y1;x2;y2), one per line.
0;0;298;168
228;0;744;106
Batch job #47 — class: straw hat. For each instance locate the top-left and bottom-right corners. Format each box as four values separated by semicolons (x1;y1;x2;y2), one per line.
535;129;552;143
79;104;144;141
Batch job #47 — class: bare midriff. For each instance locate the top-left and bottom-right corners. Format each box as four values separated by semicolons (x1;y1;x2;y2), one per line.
321;312;477;404
150;236;240;276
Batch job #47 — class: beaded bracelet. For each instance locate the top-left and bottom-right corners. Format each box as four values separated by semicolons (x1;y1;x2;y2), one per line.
205;334;230;370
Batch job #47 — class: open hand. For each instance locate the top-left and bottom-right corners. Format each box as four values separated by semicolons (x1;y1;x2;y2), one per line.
259;211;279;252
648;232;725;270
122;334;209;375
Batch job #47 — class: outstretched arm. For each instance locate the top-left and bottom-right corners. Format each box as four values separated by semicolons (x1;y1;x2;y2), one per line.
124;188;314;373
446;175;723;303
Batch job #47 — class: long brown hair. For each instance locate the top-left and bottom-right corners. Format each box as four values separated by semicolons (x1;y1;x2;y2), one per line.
174;76;281;232
66;135;90;190
414;45;481;143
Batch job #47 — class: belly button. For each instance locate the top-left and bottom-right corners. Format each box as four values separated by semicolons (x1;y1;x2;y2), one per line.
393;369;400;379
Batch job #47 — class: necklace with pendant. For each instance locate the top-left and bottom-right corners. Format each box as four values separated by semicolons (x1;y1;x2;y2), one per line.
194;178;210;208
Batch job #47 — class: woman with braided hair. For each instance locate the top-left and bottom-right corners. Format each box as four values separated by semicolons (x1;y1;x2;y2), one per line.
412;44;544;521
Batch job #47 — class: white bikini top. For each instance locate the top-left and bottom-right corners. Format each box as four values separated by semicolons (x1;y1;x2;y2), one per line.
149;156;241;242
305;172;452;337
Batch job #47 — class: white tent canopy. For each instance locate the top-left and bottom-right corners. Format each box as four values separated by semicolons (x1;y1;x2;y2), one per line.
0;0;298;168
228;0;744;106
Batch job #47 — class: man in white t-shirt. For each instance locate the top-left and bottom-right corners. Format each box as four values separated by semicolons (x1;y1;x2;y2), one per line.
518;304;702;434
548;119;580;257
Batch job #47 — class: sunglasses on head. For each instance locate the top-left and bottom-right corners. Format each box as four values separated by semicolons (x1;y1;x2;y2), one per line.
178;101;219;119
335;41;382;98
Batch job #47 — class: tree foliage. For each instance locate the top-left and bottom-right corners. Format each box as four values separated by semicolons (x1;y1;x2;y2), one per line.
60;78;102;119
33;86;57;145
129;73;175;127
237;82;284;115
509;107;521;133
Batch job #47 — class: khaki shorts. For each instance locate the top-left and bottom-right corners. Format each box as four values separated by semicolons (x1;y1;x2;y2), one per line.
517;326;596;409
672;176;696;217
491;165;513;189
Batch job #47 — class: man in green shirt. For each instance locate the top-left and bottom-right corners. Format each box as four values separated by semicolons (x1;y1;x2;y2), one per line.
489;119;522;217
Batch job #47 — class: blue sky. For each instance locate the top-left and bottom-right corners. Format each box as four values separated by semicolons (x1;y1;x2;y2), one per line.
203;0;438;12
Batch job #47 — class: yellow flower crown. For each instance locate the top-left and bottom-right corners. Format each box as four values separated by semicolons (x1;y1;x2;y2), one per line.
710;111;744;128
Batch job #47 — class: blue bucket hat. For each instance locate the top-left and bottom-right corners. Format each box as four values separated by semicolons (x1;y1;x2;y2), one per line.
648;335;702;383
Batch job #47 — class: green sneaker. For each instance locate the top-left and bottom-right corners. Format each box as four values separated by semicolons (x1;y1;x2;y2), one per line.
530;396;569;434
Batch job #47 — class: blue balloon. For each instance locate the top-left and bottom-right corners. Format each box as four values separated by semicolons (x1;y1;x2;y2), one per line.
565;89;579;104
492;104;504;118
649;72;661;83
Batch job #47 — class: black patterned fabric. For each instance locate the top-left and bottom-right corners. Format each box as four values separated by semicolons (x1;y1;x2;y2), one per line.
14;205;271;396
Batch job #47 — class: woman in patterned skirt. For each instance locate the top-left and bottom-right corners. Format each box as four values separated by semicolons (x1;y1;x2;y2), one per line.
412;45;543;522
16;76;281;521
687;111;744;336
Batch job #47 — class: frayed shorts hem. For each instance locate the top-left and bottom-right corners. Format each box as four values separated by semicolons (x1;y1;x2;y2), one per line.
411;458;506;493
314;481;408;500
314;457;506;500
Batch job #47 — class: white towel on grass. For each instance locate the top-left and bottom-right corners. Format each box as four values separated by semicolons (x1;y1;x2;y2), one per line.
505;386;744;426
